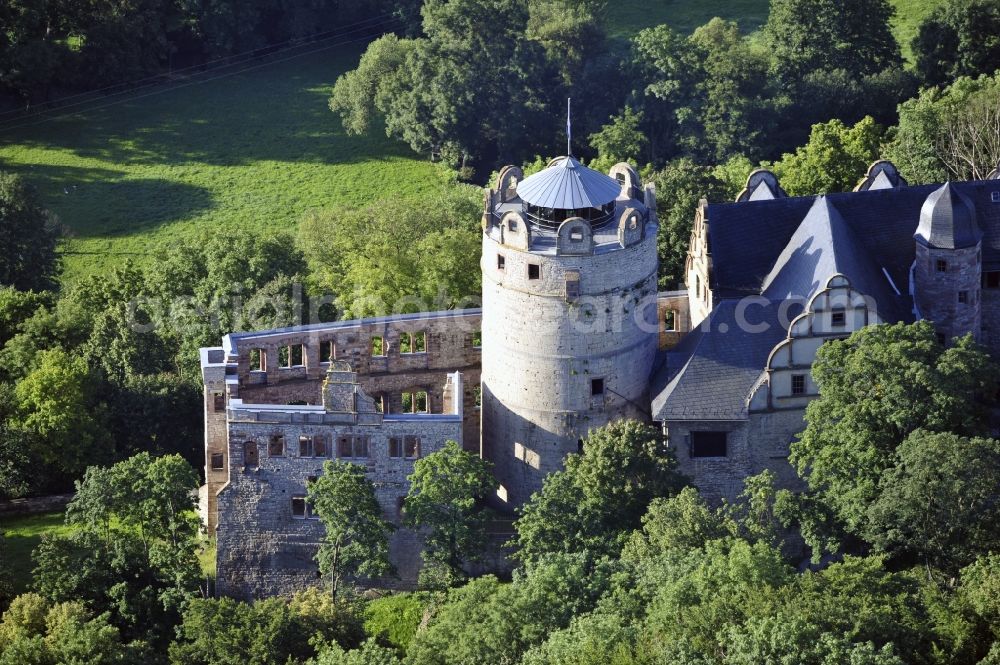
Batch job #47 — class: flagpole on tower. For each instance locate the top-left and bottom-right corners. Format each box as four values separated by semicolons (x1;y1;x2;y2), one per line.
567;97;572;157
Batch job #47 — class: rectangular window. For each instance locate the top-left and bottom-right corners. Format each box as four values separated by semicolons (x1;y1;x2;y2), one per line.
244;441;259;468
401;391;429;414
983;272;1000;289
314;436;328;458
337;436;369;459
936;259;948;273
299;436;314;458
528;263;540;280
992;191;1000;203
371;336;385;357
791;374;806;396
268;435;285;457
664;310;677;331
213;392;225;412
472;330;482;348
319;340;334;363
250;349;265;372
291;496;306;518
959;290;969;304
831;309;846;327
389;437;403;458
289;344;303;367
690;431;728;458
497;254;505;270
210;453;224;470
278;345;290;368
591;378;605;396
400;332;426;354
404;435;420;459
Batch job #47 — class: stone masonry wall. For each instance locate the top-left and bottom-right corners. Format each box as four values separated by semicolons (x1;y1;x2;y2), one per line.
667;409;806;504
215;414;462;599
481;208;660;508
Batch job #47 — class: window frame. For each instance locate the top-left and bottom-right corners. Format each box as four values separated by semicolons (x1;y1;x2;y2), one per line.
371;336;386;357
528;263;541;280
268;435;285;457
210;452;225;471
690;431;728;458
791;374;806;396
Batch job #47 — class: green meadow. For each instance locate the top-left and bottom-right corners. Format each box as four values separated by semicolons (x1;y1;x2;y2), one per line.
0;1;948;283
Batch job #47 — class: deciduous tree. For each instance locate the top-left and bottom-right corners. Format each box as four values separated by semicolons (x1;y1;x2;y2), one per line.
403;440;494;582
308;461;395;601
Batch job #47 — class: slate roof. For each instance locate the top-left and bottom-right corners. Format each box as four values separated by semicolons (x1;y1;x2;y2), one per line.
915;182;983;249
650;300;793;421
650;179;1000;422
515;155;622;210
760;196;912;322
706;180;1000;298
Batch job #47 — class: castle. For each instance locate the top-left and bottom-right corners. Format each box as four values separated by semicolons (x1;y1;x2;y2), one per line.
201;152;1000;598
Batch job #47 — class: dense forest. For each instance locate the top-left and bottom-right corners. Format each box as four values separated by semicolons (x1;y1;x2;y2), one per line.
2;0;1000;662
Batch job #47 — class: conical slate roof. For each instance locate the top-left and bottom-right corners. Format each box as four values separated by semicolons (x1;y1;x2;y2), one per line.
915;182;982;249
515;156;622;210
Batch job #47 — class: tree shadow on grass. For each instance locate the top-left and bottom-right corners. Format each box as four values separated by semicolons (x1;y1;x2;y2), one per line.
0;161;217;237
0;50;422;169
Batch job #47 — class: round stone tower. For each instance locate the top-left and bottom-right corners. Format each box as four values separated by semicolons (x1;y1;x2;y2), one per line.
480;157;659;508
913;182;983;343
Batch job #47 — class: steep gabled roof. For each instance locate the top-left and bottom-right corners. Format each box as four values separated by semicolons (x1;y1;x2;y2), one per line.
760;197;910;321
704;181;1000;299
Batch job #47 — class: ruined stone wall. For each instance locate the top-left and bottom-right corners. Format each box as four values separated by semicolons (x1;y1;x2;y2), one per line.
215;413;462;599
657;290;691;350
231;311;481;451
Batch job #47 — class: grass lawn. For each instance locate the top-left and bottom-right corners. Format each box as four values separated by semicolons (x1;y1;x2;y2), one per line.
0;3;949;285
606;0;769;36
0;45;449;283
890;0;947;63
0;511;76;595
